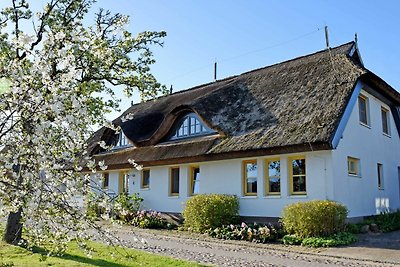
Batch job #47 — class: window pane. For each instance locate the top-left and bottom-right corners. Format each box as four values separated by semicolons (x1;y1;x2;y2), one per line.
171;168;179;194
142;170;150;188
246;177;257;193
246;162;257;177
377;164;383;189
103;173;109;188
292;159;306;175
293;175;306;192
268;161;280;176
269;177;280;193
359;97;368;124
382;109;389;134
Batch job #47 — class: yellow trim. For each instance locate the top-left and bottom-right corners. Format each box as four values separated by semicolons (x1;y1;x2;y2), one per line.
243;160;257;196
347;157;359;176
265;158;280;196
141;169;150;189
169;167;180;196
189;165;200;196
288;156;306;195
101;172;109;189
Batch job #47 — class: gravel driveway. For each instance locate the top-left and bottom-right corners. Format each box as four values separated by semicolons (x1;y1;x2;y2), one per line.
103;224;400;267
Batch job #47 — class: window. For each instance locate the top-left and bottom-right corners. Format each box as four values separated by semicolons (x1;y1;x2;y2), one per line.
265;159;280;195
381;108;390;135
170;113;215;140
114;131;130;148
190;166;200;195
119;172;129;194
102;173;109;189
170;167;180;196
347;157;360;176
243;160;257;196
289;157;306;195
141;169;150;189
377;163;384;189
358;95;369;126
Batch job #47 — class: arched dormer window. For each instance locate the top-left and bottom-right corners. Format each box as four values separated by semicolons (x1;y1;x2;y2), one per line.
170;113;215;140
113;131;132;149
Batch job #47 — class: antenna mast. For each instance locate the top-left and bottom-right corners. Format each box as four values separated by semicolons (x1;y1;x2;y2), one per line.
324;25;329;49
214;60;217;82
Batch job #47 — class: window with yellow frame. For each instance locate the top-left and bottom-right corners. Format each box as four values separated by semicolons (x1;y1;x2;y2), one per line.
141;169;150;189
288;157;306;195
243;160;257;196
189;166;200;196
169;167;180;196
265;159;280;195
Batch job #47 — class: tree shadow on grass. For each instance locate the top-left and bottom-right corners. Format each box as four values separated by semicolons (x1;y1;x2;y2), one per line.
32;246;134;267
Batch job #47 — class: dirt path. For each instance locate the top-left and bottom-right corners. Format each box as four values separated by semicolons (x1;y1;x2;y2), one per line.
103;225;400;267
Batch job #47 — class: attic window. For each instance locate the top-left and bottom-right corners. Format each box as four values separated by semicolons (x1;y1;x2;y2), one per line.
113;131;131;148
170;113;215;140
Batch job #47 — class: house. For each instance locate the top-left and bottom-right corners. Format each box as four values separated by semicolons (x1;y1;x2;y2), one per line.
87;41;400;221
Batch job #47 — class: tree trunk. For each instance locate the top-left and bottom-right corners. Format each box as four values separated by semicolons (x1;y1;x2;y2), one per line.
3;208;23;244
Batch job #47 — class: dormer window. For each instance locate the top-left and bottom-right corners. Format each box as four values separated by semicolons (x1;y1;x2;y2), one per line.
113;131;131;148
170;113;215;140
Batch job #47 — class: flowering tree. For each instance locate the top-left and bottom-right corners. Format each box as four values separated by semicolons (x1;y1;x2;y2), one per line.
0;0;166;251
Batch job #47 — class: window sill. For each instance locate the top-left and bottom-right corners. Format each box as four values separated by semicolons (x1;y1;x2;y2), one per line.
383;133;391;138
287;195;307;199
240;196;258;199
263;195;281;199
140;188;150;191
359;122;371;129
348;174;362;178
168;195;180;199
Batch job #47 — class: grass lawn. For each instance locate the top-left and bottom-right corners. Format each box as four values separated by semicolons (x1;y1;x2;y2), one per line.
0;240;204;267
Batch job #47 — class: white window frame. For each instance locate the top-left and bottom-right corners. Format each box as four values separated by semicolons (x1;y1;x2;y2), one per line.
381;107;391;136
358;94;370;127
348;157;361;177
170;113;215;140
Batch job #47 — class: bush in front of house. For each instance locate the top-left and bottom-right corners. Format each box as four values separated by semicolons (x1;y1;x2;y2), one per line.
131;210;168;229
207;222;282;243
365;209;400;232
183;194;239;233
281;200;348;238
114;193;143;223
283;232;357;247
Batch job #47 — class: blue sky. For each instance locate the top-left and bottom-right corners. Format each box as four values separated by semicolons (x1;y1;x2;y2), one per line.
92;0;400;115
6;1;400;117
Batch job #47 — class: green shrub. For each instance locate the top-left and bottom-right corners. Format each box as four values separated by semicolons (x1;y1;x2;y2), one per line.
366;210;400;232
183;194;239;233
301;232;357;248
281;200;347;238
282;234;302;245
114;193;143;223
345;223;363;234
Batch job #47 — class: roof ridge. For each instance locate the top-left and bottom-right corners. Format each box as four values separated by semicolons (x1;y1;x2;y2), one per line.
239;41;355;77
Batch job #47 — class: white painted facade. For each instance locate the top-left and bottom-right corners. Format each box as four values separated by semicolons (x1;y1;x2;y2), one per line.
93;82;400;218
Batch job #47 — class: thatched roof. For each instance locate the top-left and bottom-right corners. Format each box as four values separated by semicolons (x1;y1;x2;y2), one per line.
89;42;400;168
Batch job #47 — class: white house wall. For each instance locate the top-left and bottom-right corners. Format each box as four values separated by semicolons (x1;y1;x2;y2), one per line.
108;151;334;217
332;83;400;217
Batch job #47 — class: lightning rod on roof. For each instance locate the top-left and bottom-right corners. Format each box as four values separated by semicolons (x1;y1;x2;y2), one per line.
324;25;329;49
214;60;217;82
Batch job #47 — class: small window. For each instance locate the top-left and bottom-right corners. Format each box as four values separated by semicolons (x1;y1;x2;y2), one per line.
265;159;280;195
141;169;150;189
190;167;200;195
119;172;129;194
102;173;109;189
289;157;306;195
377;163;384;189
381;108;390;135
243;160;257;196
358;95;369;126
348;157;360;176
114;131;131;148
170;167;180;196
